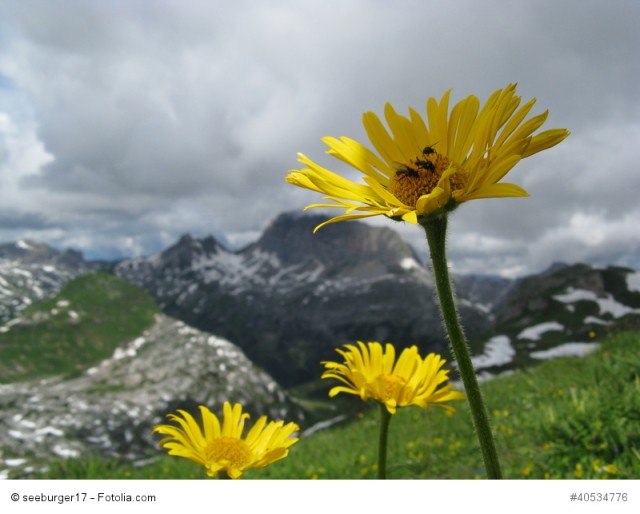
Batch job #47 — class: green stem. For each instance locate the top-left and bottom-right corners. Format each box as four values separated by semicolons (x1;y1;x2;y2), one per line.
422;215;502;479
377;404;392;479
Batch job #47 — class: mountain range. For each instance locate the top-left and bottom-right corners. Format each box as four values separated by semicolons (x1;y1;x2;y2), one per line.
114;212;495;386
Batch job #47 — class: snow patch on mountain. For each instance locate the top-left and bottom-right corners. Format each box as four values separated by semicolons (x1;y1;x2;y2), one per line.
584;316;611;326
530;342;600;360
517;321;564;340
471;335;515;369
400;257;421;271
553;287;640;318
626;271;640;293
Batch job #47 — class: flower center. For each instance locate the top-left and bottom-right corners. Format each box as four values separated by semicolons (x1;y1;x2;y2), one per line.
205;437;254;470
376;373;407;399
388;148;463;207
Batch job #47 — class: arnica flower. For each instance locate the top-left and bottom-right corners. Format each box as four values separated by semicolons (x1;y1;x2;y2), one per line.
153;402;300;479
322;341;464;414
287;84;569;230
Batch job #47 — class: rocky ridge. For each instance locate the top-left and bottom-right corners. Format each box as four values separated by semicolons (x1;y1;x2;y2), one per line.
0;313;304;477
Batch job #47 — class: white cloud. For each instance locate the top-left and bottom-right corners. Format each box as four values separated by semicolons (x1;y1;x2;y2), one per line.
0;111;53;205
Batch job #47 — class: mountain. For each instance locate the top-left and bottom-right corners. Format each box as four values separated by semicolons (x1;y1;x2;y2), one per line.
115;212;492;386
493;262;640;328
453;273;512;319
0;239;101;324
0;273;304;476
462;263;640;380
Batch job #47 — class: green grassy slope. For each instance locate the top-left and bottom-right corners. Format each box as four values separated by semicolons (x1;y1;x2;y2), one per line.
0;272;158;383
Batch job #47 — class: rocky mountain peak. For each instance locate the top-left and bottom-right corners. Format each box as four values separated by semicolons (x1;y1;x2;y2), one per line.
0;239;89;269
245;211;420;270
1;240;52;263
159;233;226;270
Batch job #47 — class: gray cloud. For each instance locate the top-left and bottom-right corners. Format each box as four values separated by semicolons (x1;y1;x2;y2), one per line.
0;0;638;274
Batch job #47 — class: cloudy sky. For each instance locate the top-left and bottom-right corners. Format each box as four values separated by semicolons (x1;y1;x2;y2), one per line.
0;0;638;277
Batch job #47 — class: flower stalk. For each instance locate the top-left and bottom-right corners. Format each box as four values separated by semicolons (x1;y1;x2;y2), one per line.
422;214;502;479
377;404;392;479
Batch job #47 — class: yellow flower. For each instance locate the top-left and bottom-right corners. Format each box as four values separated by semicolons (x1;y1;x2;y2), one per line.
153;402;299;479
321;341;464;414
287;84;569;230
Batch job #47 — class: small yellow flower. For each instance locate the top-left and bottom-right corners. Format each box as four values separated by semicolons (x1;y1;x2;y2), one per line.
322;341;464;414
287;84;569;230
153;402;299;479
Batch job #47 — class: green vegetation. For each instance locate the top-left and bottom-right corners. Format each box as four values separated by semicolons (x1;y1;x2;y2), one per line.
30;331;640;479
0;272;158;383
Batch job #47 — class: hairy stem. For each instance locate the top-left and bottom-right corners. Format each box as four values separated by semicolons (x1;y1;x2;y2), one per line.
422;215;502;479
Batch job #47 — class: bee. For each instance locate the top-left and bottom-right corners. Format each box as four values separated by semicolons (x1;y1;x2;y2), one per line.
422;145;437;156
395;167;420;178
414;159;435;172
